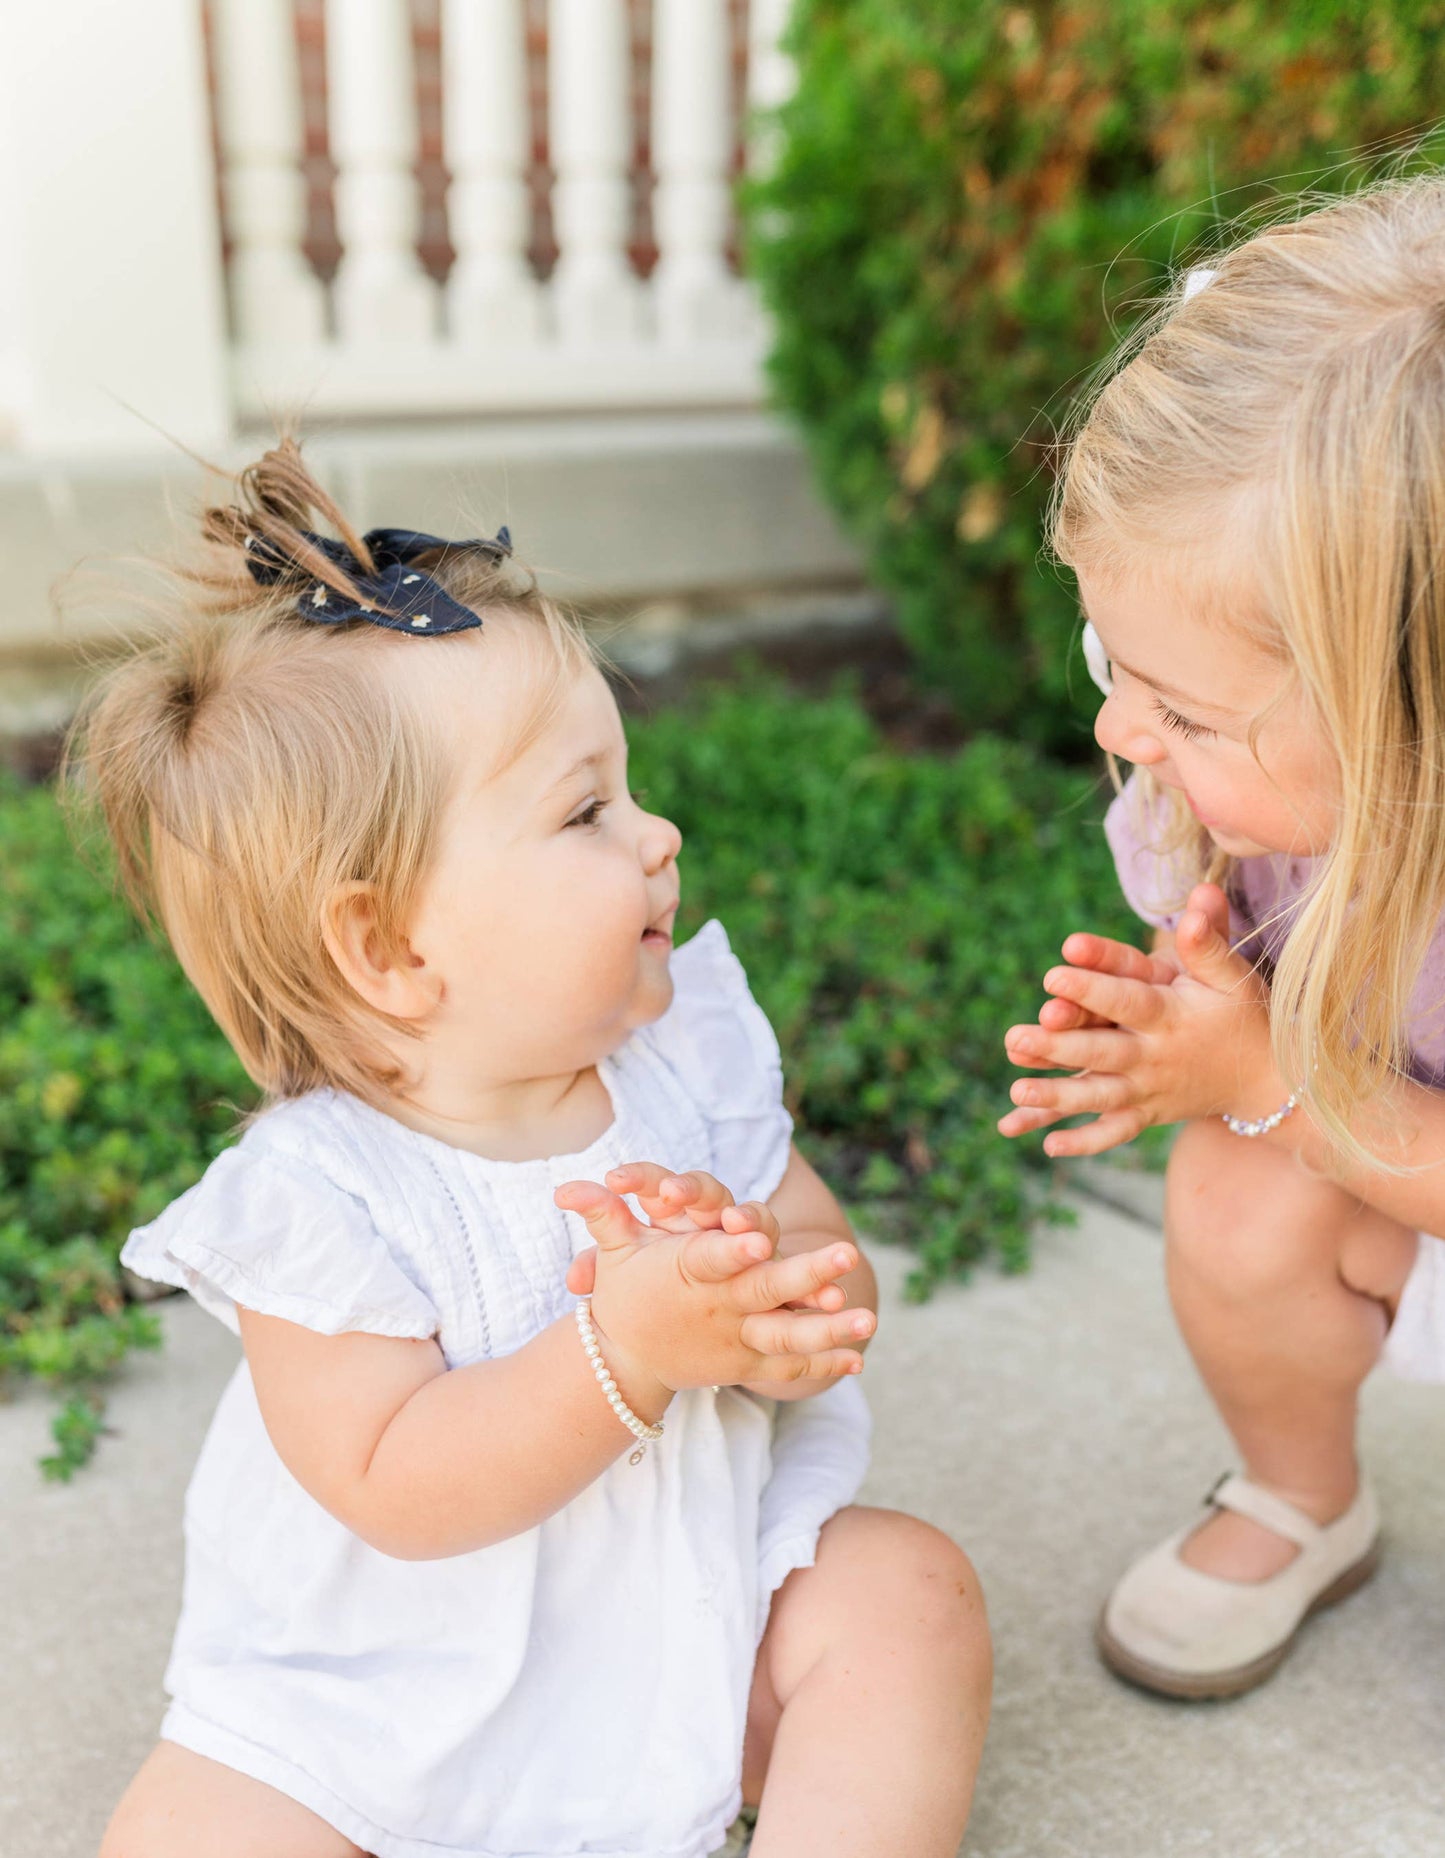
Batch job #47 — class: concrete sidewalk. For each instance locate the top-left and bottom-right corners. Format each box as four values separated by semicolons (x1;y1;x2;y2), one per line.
4;1195;1444;1858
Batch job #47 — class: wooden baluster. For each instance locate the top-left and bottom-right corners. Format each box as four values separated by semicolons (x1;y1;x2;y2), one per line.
211;0;326;343
548;0;641;343
328;0;436;341
651;0;748;342
443;0;540;342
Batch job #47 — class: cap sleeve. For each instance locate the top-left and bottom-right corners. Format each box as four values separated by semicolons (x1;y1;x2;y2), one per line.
1103;775;1188;930
1105;773;1255;945
644;919;794;1204
120;1141;439;1340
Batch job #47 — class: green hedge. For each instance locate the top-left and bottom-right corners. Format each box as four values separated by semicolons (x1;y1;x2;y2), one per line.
0;776;252;1475
747;0;1445;743
0;677;1139;1473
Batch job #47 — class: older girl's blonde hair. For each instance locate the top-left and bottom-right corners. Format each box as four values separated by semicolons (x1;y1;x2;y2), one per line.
1054;172;1445;1168
67;439;594;1103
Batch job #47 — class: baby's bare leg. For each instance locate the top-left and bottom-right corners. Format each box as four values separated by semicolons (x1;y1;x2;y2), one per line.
1167;1116;1419;1580
99;1743;365;1858
742;1506;990;1858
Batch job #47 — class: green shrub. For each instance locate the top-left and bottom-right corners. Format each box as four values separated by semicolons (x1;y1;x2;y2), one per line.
628;675;1140;1285
0;678;1140;1470
747;0;1445;743
0;775;253;1472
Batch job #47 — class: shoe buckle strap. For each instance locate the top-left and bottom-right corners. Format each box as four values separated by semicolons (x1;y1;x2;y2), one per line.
1206;1473;1323;1549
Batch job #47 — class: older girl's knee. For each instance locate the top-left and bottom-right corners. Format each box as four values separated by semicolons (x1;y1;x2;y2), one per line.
1164;1118;1341;1298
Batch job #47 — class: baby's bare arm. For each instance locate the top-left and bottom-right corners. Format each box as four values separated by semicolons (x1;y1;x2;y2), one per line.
238;1307;663;1560
238;1221;862;1559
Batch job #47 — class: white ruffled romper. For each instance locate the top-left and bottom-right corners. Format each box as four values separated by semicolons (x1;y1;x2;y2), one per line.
122;921;872;1858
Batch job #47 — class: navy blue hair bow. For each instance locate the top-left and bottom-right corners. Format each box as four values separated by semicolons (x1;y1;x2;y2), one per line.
243;525;513;635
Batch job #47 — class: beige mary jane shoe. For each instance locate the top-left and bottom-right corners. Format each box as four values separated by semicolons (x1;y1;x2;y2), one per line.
1097;1472;1380;1700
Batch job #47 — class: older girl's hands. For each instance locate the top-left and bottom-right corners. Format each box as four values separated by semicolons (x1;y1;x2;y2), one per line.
998;884;1281;1157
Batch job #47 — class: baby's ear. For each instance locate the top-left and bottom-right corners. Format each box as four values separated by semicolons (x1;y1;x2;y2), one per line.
322;882;437;1021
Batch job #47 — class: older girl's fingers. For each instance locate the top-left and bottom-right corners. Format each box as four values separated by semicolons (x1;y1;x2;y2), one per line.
739;1306;875;1356
997;1103;1068;1139
1009;1072;1134;1117
1037;996;1111;1032
735;1242;857;1314
1043;964;1163;1030
749;1347;864;1384
1060;932;1169;981
1006;1025;1139;1073
1041;1109;1148;1159
678;1224;773;1285
719;1200;782;1248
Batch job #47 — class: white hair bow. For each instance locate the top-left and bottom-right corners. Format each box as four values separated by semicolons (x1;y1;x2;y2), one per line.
1081;620;1112;696
1181;265;1217;302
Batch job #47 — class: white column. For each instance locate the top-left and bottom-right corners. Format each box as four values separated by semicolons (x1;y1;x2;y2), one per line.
211;0;326;343
548;0;642;343
328;0;436;342
747;0;797;170
651;0;749;342
0;0;229;451
442;0;541;343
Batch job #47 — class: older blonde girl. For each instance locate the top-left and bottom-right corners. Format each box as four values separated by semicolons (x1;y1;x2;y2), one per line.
1001;173;1445;1698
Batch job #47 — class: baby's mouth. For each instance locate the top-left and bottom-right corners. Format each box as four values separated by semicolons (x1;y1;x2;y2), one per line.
642;905;678;945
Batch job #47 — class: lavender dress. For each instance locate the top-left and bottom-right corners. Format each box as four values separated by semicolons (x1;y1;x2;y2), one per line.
1106;773;1445;1381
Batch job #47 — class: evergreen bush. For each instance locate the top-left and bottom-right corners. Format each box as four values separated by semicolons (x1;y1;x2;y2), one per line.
747;0;1445;742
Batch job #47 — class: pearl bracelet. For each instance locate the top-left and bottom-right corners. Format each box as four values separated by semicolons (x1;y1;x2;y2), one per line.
1220;1093;1298;1138
575;1298;664;1465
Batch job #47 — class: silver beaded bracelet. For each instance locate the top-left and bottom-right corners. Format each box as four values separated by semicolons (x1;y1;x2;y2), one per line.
575;1298;665;1465
1220;1093;1298;1138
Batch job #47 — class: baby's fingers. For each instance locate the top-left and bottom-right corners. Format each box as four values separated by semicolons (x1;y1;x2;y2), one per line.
564;1248;597;1297
748;1347;865;1384
679;1224;774;1285
553;1180;648;1253
735;1242;857;1313
739;1306;875;1356
607;1163;734;1228
719;1200;781;1249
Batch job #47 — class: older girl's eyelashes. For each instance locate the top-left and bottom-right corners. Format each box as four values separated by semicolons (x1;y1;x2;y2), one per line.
1151;699;1215;742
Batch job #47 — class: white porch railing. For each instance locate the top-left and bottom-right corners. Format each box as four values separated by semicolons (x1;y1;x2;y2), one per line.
0;0;793;454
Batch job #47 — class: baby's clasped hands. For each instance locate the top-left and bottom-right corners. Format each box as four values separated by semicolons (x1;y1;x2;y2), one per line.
554;1164;872;1406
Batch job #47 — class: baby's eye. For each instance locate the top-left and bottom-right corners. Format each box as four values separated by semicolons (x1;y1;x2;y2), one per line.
565;797;610;829
1152;700;1214;742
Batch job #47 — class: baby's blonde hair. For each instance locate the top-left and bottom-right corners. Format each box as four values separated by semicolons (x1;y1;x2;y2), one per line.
1054;172;1445;1167
67;439;595;1103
